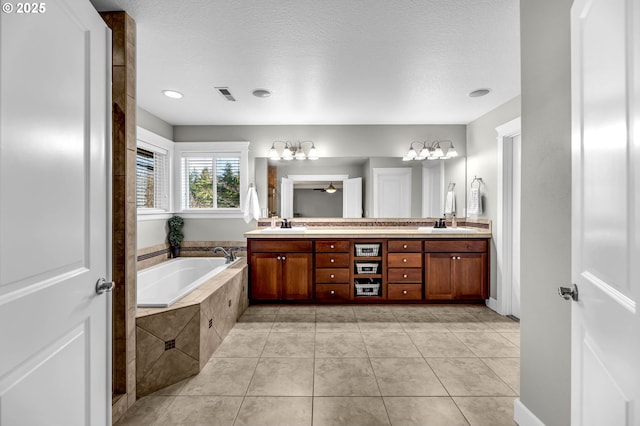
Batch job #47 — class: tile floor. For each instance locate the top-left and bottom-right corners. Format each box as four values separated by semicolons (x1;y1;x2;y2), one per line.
117;304;520;426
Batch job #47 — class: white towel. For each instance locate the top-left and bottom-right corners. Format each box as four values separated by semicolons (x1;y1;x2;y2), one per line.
444;190;456;215
468;187;483;215
243;186;261;223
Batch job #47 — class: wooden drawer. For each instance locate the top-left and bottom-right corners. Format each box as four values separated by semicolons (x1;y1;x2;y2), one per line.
388;240;422;252
388;268;422;283
316;240;350;252
316;253;350;268
250;240;313;253
316;268;350;283
424;239;487;253
388;284;422;300
316;284;351;301
387;253;422;268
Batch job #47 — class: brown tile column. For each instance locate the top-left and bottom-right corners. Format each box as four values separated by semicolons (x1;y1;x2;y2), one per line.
99;11;137;424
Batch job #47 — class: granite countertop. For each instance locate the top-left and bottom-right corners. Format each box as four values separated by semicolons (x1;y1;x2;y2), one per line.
244;227;492;239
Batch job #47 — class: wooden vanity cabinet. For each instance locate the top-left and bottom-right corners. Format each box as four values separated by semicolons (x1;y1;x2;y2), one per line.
248;240;312;301
387;240;423;301
424;240;488;301
315;240;351;302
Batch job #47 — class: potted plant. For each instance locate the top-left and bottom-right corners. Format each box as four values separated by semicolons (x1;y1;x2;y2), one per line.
167;215;184;258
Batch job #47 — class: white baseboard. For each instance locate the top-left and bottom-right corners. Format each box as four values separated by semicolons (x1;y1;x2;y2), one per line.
514;398;546;426
485;297;498;312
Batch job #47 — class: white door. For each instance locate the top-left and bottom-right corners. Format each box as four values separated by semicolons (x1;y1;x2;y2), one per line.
373;168;412;218
422;163;443;218
281;177;294;218
343;177;362;218
0;1;112;425
570;0;639;424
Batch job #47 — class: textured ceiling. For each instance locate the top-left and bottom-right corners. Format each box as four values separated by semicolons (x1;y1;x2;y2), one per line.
90;0;520;126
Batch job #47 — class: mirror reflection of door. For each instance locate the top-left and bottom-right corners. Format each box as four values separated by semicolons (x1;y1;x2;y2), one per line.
373;168;412;218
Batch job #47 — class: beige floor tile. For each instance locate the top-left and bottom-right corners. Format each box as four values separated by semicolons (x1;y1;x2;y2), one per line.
482;357;520;394
486;320;521;332
246;358;314;396
445;321;494;332
115;395;174;426
271;320;316;333
261;332;315;357
499;332;521;347
315;332;368;357
150;378;188;396
316;312;357;322
212;331;269;358
401;321;451;332
276;306;317;315
454;396;517;426
384;396;469;425
431;312;479;322
393;310;439;323
154;395;243;426
179;358;258;395
234;396;312;426
358;320;404;332
408;331;476;357
244;305;280;315
362;332;421;357
313;397;390;426
314;358;380;396
370;358;447;396
454;332;520;357
427;358;516;396
228;320;274;333
315;321;360;333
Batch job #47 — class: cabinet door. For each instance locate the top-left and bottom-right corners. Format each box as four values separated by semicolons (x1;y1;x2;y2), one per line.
250;253;281;300
282;253;313;300
425;253;453;300
452;253;487;300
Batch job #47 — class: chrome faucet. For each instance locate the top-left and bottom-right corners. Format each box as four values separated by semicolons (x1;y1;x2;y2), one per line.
213;246;236;264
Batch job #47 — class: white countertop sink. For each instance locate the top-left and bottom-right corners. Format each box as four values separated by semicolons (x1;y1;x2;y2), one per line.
417;227;479;233
259;226;308;233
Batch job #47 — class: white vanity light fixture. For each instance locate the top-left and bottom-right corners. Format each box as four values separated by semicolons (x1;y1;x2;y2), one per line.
162;89;183;99
403;140;458;161
268;141;319;161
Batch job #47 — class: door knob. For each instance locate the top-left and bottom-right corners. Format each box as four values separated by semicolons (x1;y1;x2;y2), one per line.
558;284;578;301
95;278;114;295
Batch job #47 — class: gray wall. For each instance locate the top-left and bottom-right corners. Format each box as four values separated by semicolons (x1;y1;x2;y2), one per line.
520;0;572;425
466;95;521;299
138;219;167;248
137;107;174;140
294;189;342;218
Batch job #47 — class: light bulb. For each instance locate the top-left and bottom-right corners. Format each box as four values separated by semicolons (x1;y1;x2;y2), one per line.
307;144;319;160
268;143;280;160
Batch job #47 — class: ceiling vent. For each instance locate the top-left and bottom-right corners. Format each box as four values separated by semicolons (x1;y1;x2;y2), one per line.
215;87;236;102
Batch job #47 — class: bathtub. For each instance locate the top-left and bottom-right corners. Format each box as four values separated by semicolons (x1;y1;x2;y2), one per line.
138;257;239;308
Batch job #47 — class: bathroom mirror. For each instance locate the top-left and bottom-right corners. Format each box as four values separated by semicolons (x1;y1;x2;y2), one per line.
269;155;466;218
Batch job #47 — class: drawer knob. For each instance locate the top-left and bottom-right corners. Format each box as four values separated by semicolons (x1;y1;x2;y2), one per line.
330;290;335;295
277;256;281;260
330;274;335;279
282;256;286;261
457;256;461;260
402;290;408;295
403;258;407;263
403;274;408;278
330;244;335;249
403;244;407;249
331;258;335;263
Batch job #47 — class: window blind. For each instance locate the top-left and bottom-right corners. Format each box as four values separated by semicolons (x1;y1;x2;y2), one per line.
182;155;241;209
136;148;168;210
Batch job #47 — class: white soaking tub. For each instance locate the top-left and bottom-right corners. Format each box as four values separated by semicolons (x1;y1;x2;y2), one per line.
137;257;239;308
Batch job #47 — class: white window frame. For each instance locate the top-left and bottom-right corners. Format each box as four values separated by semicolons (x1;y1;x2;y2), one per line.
173;141;249;219
136;127;174;221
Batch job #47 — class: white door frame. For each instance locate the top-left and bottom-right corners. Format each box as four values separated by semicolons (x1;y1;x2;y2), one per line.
283;174;350;217
496;117;521;315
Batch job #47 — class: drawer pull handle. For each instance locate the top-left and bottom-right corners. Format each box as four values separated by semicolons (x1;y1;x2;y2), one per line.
330;290;335;295
403;258;407;263
330;274;335;279
330;244;335;249
330;258;335;263
403;274;408;278
402;290;408;295
403;244;407;249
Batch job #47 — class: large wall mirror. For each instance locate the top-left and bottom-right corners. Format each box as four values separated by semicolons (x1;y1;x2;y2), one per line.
268;155;466;219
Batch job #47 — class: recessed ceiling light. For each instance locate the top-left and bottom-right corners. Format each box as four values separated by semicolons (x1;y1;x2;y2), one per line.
468;88;491;98
252;89;271;98
162;90;183;99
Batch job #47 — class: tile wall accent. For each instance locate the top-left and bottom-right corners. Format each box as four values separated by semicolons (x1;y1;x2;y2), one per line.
137;241;247;271
136;263;249;396
100;11;137;424
255;218;492;230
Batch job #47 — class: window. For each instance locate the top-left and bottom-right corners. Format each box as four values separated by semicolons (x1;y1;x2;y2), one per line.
136;147;169;211
175;142;249;216
181;155;241;209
